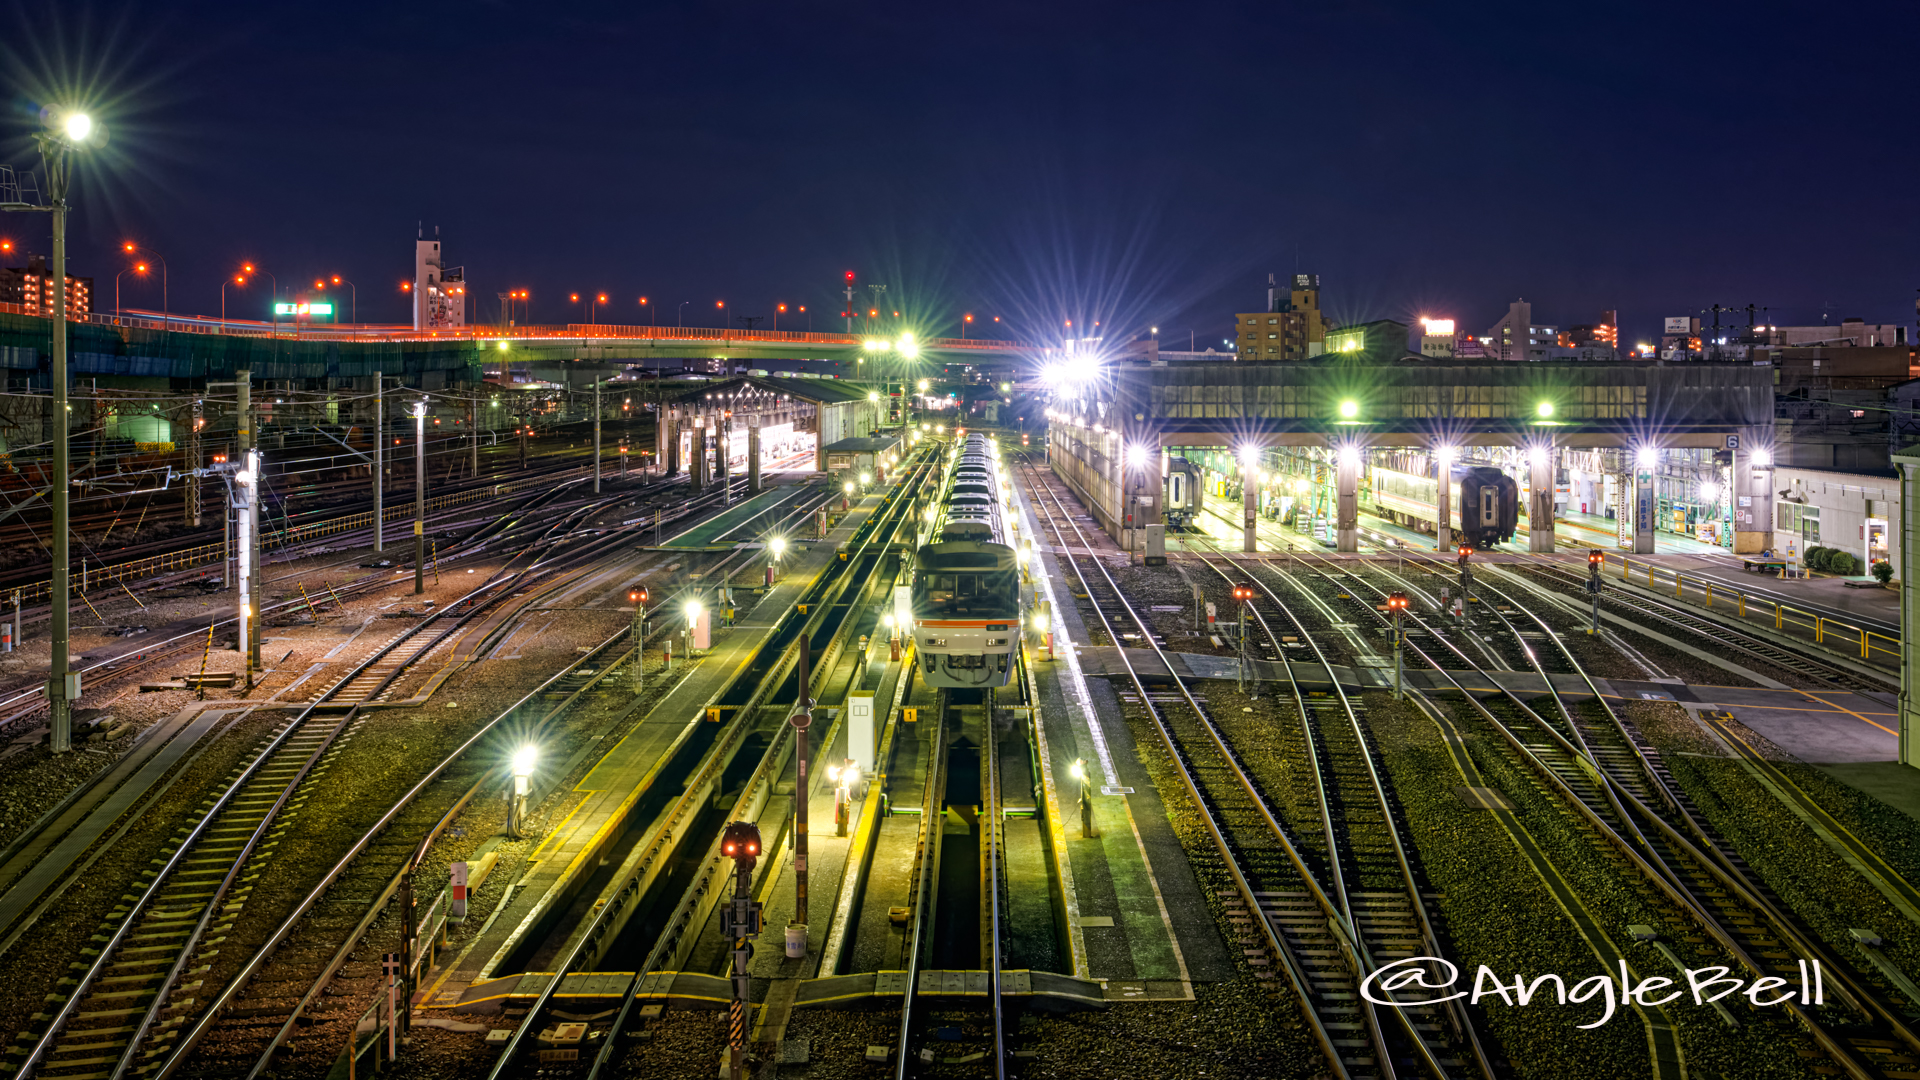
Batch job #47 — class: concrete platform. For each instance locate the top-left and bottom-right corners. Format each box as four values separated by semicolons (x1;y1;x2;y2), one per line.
794;969;1105;1011
454;969;730;1012
656;484;815;550
422;495;892;1009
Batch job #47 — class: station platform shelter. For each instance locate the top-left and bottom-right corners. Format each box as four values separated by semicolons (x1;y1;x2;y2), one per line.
1044;357;1778;557
657;374;887;482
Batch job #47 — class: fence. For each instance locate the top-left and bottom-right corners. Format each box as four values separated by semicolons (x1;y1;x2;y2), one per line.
4;466;590;608
343;886;452;1080
1600;552;1898;669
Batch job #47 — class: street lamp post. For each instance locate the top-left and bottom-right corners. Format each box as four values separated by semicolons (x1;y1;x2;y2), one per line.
508;745;536;839
1070;758;1097;838
3;108;95;753
767;536;785;587
120;243;167;324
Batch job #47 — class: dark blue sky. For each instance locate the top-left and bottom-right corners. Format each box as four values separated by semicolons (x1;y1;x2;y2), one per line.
5;0;1916;352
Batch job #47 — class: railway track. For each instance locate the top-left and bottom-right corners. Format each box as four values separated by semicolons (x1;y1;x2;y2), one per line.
1295;547;1920;1079
1184;537;1497;1080
4;487;666;1080
1023;457;1419;1080
1508;554;1890;692
477;447;943;1080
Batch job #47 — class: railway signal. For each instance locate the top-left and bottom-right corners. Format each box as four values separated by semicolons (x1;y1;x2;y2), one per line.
628;588;649;693
1457;543;1473;612
1231;585;1258;699
1386;591;1409;700
1587;549;1604;635
719;820;764;1080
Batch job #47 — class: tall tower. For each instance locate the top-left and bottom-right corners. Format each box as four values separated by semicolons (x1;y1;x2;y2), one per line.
412;227;466;331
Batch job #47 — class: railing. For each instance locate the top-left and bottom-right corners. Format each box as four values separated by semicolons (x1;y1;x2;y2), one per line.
344;886;451;1079
3;466;589;608
55;309;1026;351
1598;551;1898;669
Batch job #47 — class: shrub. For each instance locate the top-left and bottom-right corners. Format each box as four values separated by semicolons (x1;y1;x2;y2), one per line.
1838;552;1862;575
1804;547;1829;570
1873;560;1894;585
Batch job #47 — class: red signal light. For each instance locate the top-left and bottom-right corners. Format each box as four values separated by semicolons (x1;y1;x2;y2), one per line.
844;271;855;282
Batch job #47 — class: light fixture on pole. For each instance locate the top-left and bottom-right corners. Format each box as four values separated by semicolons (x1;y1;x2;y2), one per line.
508;745;537;839
1070;759;1098;837
3;106;99;755
120;242;168;324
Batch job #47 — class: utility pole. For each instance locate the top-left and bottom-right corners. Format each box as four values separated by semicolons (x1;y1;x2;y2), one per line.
593;379;602;493
468;391;479;477
234;370;258;686
187;398;202;527
414;400;426;595
372;371;384;553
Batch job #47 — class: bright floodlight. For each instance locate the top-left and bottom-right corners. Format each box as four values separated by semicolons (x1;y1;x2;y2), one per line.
1636;446;1657;469
843;480;855;494
898;334;920;359
1031;611;1050;633
1752;447;1772;468
1338;399;1359;420
1239;444;1259;470
1536;400;1554;418
1435;444;1455;465
867;391;879;401
1338;444;1359;466
62;112;93;142
1070;758;1086;781
684;598;704;627
1529;445;1548;466
917;378;930;391
882;613;895;629
859;471;873;484
865;338;888;351
1699;482;1720;503
1127;445;1148;468
769;536;786;558
511;744;537;778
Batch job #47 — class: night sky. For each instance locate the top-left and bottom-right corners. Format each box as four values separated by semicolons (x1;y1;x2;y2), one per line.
4;1;1916;353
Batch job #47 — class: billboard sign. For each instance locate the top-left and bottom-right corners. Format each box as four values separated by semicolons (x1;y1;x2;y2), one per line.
275;302;334;317
1663;316;1691;335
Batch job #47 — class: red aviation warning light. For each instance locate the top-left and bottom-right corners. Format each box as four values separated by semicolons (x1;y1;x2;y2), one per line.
844;271;855;283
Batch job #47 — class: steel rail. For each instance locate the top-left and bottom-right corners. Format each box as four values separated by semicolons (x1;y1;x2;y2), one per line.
1188;540;1495;1079
1293;548;1895;1079
562;453;941;1080
219;623;641;1080
1409;550;1920;1058
893;690;950;1080
15;481;651;1079
985;681;1007;1080
480;449;937;1080
1017;458;1355;1080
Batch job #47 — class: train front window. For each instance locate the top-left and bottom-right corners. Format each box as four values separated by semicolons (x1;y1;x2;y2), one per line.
913;565;1018;618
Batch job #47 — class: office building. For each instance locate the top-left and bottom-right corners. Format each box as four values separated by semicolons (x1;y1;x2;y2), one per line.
1235;273;1327;360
